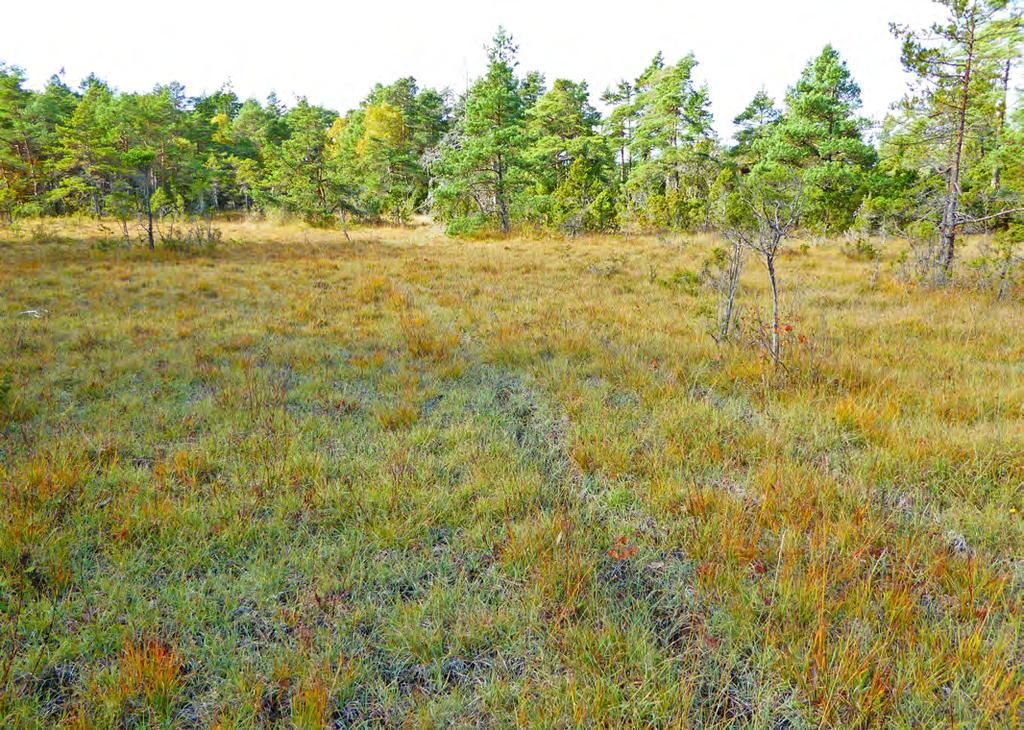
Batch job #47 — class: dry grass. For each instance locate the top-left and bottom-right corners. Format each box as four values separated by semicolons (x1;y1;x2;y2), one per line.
0;218;1021;727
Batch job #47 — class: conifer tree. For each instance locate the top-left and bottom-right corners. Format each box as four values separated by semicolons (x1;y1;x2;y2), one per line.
432;27;529;234
601;80;636;185
264;99;353;226
526;79;615;232
890;0;1023;278
765;46;876;234
626;54;719;230
731;89;780;169
49;78;119;217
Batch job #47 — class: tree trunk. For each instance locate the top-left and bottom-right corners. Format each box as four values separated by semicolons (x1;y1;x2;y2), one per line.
495;158;510;234
339;209;351;242
938;6;977;280
719;240;742;342
144;174;155;251
497;196;510;233
767;254;780;364
997;253;1011;300
992;57;1012;191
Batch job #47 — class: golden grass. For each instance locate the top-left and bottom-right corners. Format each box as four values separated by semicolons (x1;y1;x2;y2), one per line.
0;218;1021;726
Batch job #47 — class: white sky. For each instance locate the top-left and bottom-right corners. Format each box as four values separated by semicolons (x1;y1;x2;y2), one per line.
4;0;948;138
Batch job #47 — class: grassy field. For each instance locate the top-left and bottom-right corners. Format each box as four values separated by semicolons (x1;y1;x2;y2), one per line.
1;219;1022;728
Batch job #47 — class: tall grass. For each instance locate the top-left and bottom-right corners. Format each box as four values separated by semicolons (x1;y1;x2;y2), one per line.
0;219;1021;726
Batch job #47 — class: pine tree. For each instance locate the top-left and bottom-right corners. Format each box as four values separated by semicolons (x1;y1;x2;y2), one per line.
49;78;120;217
890;0;1023;278
731;89;780;169
601;80;636;184
0;64;31;222
526;79;614;232
263;99;353;226
626;54;719;230
766;45;876;234
332;78;449;223
431;27;529;234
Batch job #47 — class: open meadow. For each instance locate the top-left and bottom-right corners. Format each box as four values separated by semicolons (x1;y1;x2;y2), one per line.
1;220;1023;727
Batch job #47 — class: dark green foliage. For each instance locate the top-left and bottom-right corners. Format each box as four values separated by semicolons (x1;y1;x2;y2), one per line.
753;46;877;235
525;79;616;233
623;54;720;232
731;89;780;169
430;28;530;234
261;99;350;224
1;16;1022;241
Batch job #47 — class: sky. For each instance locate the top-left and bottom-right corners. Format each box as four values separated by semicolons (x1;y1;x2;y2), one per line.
2;0;949;138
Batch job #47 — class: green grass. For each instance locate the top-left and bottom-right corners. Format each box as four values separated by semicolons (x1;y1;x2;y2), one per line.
1;220;1022;727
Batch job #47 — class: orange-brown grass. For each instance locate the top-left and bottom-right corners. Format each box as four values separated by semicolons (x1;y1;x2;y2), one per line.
0;218;1021;726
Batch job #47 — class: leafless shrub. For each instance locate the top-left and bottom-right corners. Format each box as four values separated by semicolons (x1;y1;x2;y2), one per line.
721;170;804;365
966;233;1022;299
700;242;745;344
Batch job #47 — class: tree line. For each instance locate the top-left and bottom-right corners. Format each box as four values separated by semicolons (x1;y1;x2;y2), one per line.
0;0;1021;278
